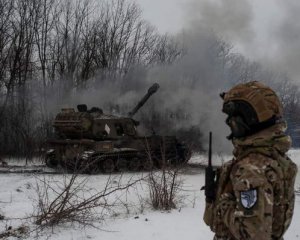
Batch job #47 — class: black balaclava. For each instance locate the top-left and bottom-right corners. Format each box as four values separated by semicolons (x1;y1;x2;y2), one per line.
223;100;277;140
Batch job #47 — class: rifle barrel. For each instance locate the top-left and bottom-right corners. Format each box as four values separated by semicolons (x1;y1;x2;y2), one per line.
208;132;212;167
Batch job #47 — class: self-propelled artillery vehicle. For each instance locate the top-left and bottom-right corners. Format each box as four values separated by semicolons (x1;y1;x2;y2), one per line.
45;83;191;173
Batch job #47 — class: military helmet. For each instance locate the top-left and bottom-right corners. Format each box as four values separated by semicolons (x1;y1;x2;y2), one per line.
221;81;283;138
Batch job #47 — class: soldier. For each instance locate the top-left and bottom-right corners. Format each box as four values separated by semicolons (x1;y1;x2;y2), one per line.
203;81;298;240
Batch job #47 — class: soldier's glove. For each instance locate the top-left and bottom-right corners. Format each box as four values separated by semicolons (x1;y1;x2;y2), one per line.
203;201;214;227
216;193;235;220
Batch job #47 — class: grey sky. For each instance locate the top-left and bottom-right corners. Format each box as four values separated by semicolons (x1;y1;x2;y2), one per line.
135;0;188;34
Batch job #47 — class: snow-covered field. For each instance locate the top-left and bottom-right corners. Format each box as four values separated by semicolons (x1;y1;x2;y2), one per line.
0;151;299;240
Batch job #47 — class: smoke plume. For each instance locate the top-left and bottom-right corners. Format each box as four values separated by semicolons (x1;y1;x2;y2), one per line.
61;27;234;153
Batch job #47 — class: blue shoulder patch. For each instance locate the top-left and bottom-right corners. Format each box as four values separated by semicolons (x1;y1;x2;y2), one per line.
240;189;257;209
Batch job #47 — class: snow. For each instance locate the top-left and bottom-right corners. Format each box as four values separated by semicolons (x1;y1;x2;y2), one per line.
189;152;232;166
0;151;299;240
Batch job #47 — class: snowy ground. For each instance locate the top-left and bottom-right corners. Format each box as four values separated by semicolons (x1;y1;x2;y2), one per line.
0;151;299;240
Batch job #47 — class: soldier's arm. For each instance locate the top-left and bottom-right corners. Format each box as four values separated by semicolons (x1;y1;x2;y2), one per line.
218;161;273;239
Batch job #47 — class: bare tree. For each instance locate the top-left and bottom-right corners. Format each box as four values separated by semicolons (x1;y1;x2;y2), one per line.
33;173;142;227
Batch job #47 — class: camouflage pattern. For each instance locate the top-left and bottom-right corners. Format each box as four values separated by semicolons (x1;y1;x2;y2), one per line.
204;122;298;240
223;81;283;123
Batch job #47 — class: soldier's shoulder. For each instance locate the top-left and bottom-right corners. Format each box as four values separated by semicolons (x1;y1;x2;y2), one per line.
231;155;272;191
236;152;274;168
231;153;273;181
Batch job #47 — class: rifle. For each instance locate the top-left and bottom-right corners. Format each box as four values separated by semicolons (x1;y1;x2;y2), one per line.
204;132;216;203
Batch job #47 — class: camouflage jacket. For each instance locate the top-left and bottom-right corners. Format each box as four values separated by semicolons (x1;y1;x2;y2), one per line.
204;122;298;240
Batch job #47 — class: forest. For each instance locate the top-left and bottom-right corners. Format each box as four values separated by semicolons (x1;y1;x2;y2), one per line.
1;0;300;159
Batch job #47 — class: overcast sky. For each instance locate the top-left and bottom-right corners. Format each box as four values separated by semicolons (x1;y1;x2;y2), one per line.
134;0;300;83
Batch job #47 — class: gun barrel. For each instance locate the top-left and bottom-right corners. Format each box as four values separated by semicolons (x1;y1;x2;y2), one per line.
128;83;160;117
